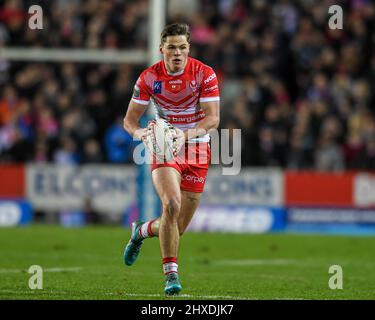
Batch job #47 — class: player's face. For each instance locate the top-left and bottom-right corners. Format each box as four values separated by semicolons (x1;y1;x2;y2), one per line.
160;35;190;73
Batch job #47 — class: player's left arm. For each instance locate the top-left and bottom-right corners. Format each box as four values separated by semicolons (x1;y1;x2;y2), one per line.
182;66;220;141
183;100;220;141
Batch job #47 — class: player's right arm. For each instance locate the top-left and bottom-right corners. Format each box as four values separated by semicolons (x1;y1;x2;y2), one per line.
123;100;148;141
123;73;150;141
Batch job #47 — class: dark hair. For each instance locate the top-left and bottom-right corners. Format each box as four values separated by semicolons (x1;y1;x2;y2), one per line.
160;23;191;44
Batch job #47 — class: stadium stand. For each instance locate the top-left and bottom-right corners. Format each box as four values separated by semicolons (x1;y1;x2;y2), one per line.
0;0;374;170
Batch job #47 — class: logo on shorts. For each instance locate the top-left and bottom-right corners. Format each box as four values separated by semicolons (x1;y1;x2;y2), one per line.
182;174;205;184
153;81;162;94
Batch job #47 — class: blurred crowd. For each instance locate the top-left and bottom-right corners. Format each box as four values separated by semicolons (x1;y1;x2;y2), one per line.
0;0;374;170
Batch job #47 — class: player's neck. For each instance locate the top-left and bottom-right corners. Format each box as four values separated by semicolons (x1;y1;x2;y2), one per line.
164;58;188;76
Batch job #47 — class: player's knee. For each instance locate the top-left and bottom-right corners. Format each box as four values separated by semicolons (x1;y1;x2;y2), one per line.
178;226;186;236
162;197;181;220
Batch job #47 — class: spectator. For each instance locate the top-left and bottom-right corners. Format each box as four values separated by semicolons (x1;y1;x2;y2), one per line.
82;139;103;164
342;132;365;169
354;137;375;170
33;138;49;163
315;133;345;172
0;0;374;172
53;136;79;164
104;118;133;164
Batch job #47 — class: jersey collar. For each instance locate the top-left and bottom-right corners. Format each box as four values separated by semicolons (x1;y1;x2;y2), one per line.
167;69;185;76
163;58;190;77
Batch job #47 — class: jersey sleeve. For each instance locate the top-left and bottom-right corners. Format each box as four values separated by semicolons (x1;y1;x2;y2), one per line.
131;72;150;106
199;66;220;103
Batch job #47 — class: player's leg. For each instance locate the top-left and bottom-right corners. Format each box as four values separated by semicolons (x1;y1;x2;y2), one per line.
124;165;180;267
178;191;202;235
130;143;208;239
176;142;209;235
152;166;183;295
152;166;181;258
123;220;147;266
124;190;201;241
129;142;208;239
123;181;165;266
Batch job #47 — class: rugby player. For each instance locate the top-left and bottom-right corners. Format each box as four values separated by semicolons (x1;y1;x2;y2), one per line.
123;23;220;295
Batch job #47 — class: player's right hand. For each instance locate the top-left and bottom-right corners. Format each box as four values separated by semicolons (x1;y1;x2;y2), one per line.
134;127;149;142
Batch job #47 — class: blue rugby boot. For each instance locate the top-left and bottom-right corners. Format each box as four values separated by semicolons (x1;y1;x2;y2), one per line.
164;273;182;296
124;221;144;266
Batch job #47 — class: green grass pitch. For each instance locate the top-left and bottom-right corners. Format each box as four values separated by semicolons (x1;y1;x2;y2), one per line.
0;225;374;300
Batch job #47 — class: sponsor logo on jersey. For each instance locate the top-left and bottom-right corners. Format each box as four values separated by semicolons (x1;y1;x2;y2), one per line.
168;112;205;124
182;174;205;184
153;81;162;94
204;84;218;92
204;73;216;84
169;79;183;84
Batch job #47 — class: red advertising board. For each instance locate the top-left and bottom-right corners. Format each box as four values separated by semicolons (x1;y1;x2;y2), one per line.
0;165;25;198
285;171;354;207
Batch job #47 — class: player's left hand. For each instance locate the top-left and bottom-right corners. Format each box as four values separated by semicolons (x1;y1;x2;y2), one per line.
172;127;185;157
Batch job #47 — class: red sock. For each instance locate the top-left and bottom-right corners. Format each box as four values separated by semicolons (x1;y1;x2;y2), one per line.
162;257;178;275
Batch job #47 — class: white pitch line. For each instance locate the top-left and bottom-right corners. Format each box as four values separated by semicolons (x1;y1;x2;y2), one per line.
0;267;82;273
119;293;307;300
120;293;252;300
0;290;306;300
214;259;298;266
0;290;252;300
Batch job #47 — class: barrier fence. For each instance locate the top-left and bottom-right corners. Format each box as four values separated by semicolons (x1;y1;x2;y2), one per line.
1;165;375;234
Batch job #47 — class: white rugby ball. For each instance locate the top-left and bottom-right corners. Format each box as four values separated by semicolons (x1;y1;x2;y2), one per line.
148;118;176;162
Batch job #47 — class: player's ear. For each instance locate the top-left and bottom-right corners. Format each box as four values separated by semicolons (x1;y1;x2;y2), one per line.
159;44;163;54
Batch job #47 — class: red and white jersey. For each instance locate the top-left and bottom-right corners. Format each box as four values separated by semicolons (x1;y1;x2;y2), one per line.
131;57;220;142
